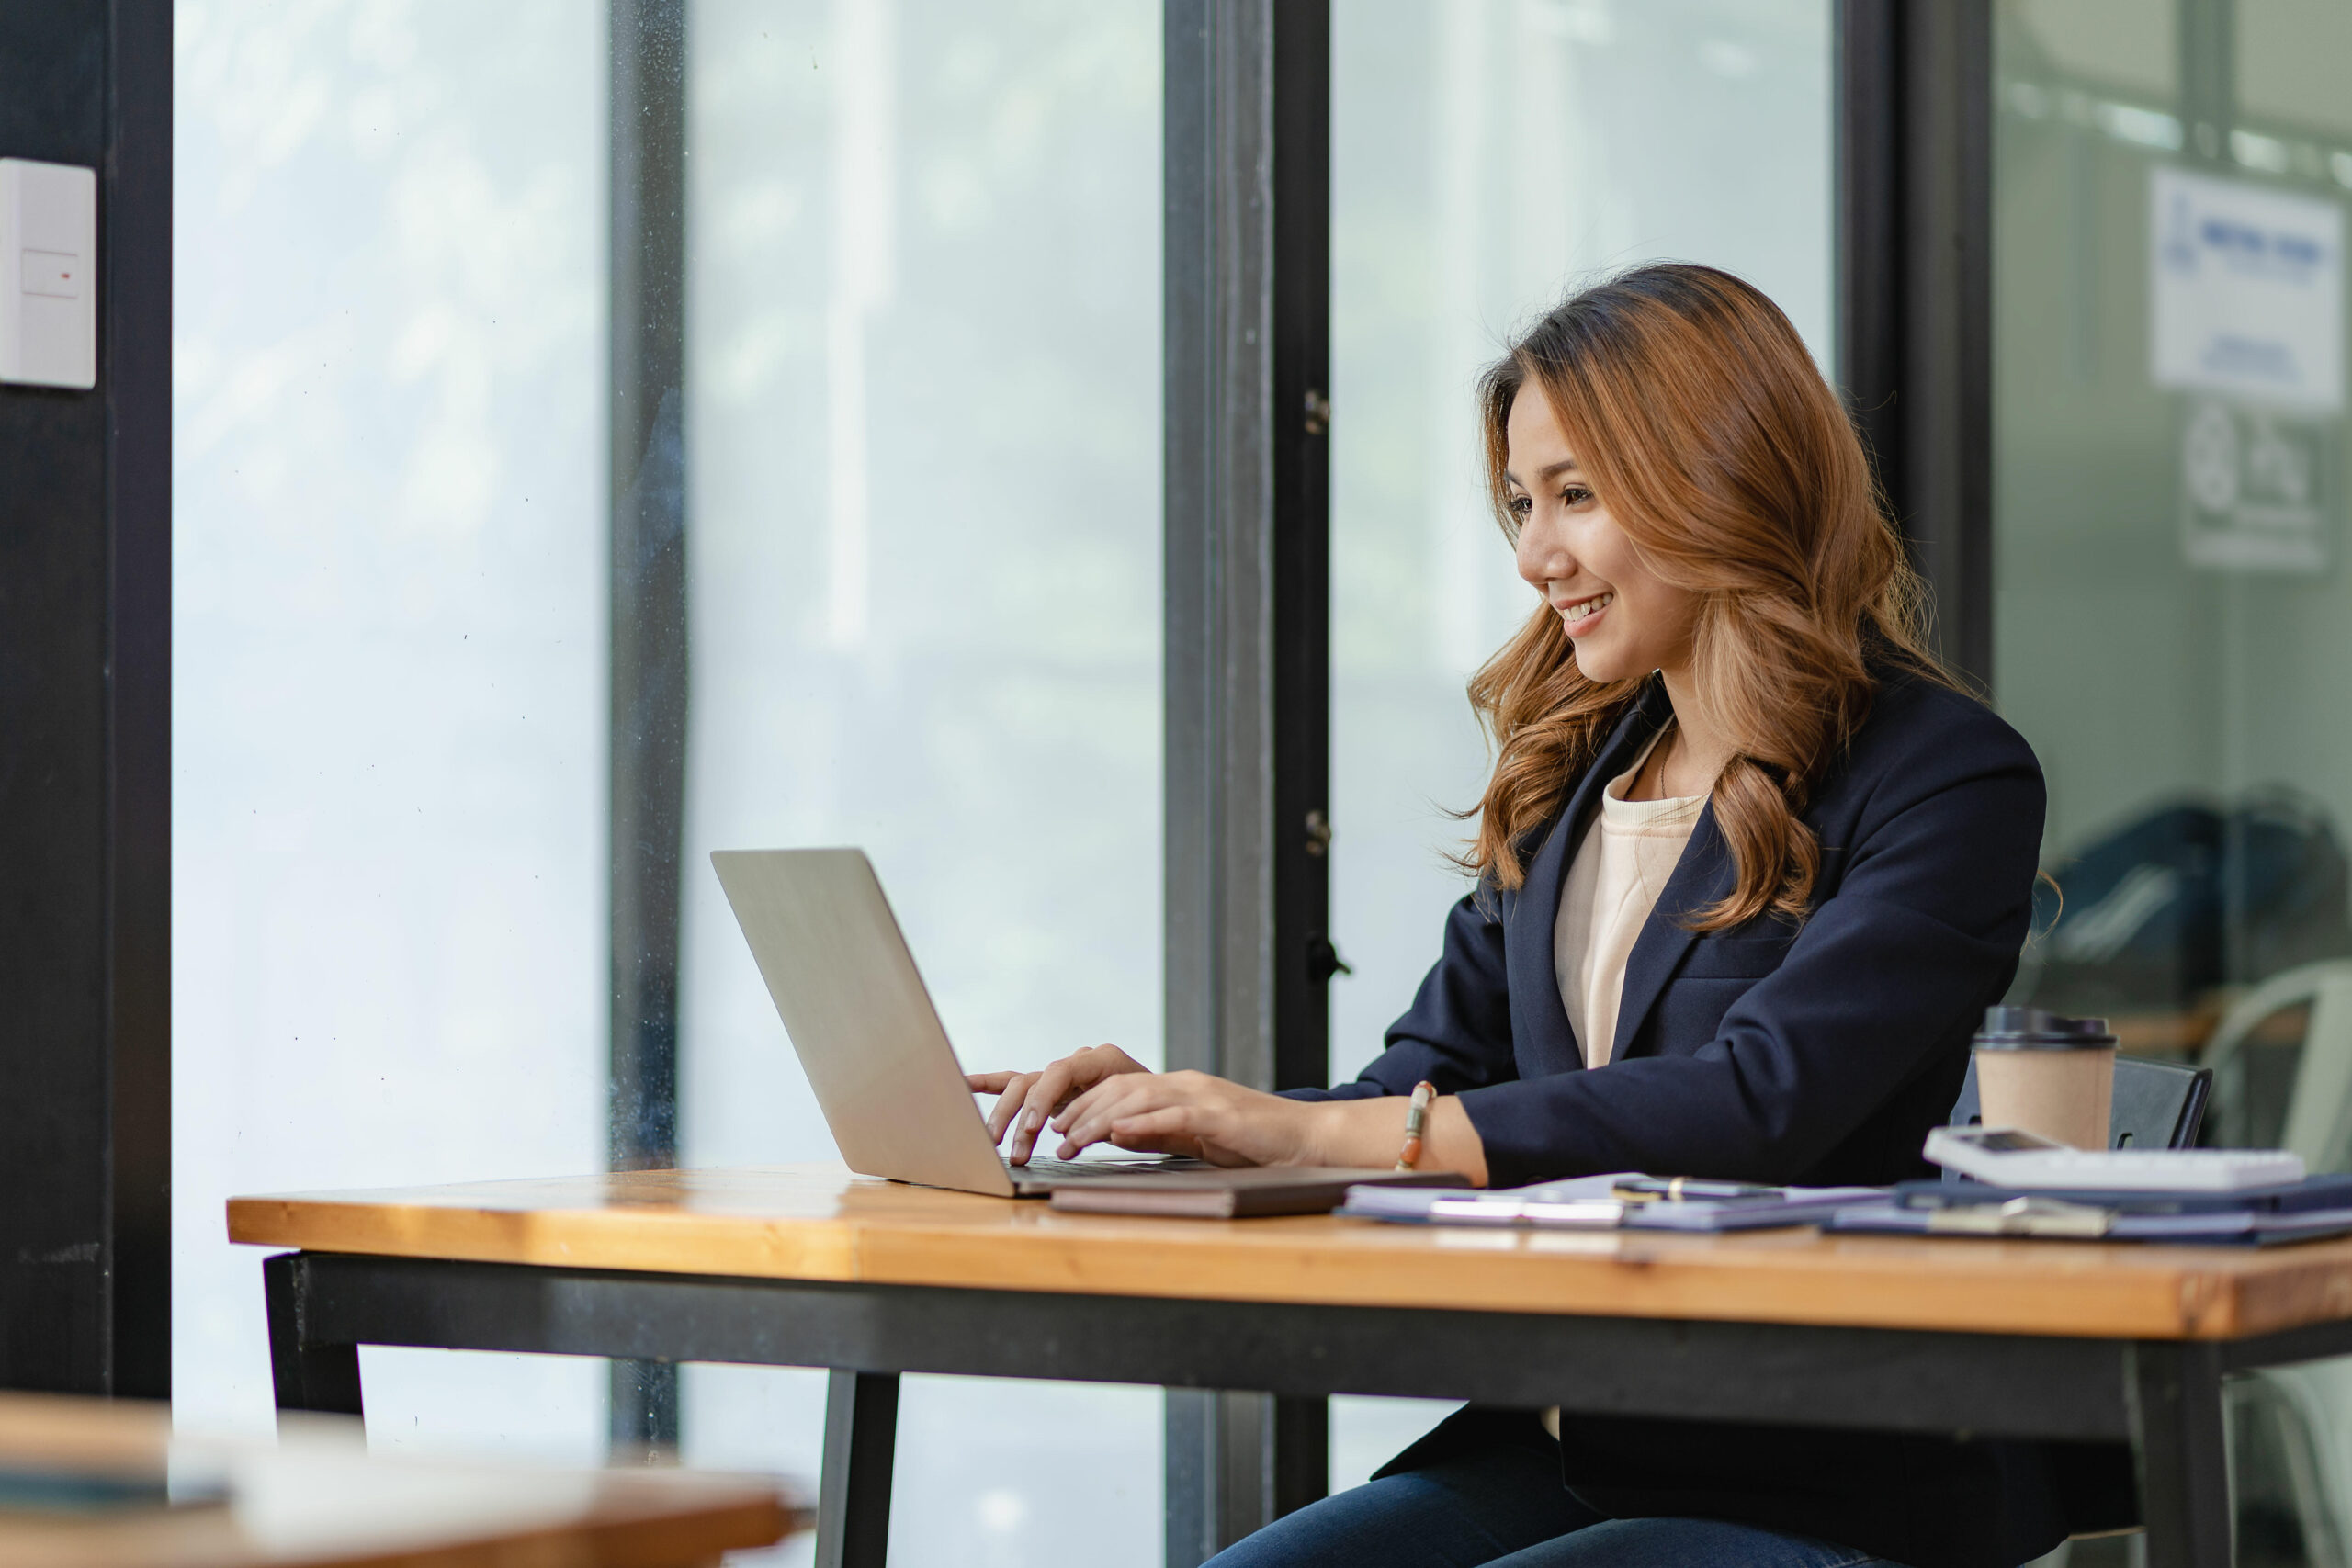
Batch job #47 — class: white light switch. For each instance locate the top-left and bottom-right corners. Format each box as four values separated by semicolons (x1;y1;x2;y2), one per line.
22;248;82;298
0;159;97;389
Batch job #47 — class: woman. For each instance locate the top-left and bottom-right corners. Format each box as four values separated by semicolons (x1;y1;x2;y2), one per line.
970;265;2080;1567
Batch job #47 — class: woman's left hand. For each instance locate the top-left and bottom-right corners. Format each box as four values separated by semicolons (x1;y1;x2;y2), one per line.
1051;1070;1320;1168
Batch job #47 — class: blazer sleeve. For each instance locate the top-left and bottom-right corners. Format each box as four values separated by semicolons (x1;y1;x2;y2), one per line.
1281;882;1522;1104
1453;710;2045;1185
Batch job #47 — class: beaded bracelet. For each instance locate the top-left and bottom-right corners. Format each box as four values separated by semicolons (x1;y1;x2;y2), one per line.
1395;1080;1437;1171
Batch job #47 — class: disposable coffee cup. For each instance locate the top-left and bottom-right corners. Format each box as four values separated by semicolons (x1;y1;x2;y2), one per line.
1972;1007;2117;1150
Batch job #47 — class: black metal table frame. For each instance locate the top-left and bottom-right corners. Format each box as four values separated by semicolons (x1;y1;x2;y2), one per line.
262;1250;2352;1568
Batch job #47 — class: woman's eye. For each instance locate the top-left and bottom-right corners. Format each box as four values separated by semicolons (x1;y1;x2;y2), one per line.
1562;485;1593;507
1508;495;1532;518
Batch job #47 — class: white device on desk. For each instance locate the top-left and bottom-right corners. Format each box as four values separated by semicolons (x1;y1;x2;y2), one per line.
1924;1125;2305;1192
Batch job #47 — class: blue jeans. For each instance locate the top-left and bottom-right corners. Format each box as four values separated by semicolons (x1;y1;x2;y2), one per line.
1204;1438;1900;1568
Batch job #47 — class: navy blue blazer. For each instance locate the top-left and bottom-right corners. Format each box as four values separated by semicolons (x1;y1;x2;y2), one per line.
1295;667;2042;1190
1292;669;2109;1568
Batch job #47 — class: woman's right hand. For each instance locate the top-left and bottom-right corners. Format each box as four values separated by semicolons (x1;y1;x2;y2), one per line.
966;1044;1152;1164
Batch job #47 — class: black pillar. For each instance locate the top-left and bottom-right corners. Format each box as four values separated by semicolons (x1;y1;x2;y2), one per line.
608;0;689;1455
1837;0;1994;687
0;0;173;1399
1162;0;1331;1558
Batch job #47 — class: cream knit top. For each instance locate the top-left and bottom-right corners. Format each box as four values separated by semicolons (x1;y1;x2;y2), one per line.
1554;733;1705;1067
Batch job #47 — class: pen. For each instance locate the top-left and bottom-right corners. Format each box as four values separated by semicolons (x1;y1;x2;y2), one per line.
1612;1177;1783;1202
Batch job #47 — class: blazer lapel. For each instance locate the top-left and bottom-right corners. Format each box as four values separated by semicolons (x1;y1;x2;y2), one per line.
1505;678;1673;1075
1609;795;1741;1064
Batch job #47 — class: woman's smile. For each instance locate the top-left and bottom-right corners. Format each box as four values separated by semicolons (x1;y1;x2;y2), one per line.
1552;589;1613;632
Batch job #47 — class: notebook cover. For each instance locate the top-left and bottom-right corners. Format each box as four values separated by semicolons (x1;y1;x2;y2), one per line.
1046;1167;1467;1218
1339;1177;1883;1232
1898;1174;2352;1214
1831;1198;2352;1246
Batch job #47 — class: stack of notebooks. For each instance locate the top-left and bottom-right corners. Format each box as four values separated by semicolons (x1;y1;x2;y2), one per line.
1826;1174;2352;1245
1339;1174;1882;1232
1339;1171;2352;1247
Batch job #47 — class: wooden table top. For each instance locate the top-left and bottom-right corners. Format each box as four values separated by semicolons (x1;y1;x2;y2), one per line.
226;1162;2352;1344
0;1393;801;1568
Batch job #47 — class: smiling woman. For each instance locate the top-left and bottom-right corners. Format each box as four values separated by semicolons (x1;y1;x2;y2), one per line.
1468;264;1940;929
971;264;2086;1567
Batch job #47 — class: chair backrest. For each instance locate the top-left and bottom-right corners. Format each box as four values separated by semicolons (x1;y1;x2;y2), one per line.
2201;959;2352;1168
1948;1054;2210;1149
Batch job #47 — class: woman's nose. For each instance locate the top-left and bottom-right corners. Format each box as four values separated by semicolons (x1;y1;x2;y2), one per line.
1516;513;1570;585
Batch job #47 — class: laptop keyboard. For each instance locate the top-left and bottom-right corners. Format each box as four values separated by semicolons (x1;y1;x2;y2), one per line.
1006;1156;1212;1180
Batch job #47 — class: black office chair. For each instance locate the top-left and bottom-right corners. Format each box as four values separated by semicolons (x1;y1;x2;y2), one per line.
1948;1055;2211;1150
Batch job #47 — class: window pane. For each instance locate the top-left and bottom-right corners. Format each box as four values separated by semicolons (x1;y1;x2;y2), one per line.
1993;0;2352;1122
679;2;1162;1560
175;0;1159;1538
1327;0;1834;1483
1994;4;2352;1550
173;0;605;1453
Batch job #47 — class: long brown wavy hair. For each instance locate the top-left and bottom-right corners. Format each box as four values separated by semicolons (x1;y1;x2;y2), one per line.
1464;263;1946;930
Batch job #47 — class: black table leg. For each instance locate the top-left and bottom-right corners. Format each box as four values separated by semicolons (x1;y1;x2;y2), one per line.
2131;1341;2231;1568
1273;1394;1329;1520
263;1252;364;1421
818;1369;899;1568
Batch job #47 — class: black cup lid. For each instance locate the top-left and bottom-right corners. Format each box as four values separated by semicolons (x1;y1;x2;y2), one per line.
1973;1006;2118;1050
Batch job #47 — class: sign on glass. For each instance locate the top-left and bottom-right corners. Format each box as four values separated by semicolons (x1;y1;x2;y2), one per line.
2151;164;2343;411
2151;165;2345;573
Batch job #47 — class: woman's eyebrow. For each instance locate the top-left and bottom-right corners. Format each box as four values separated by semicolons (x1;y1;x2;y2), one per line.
1501;458;1579;489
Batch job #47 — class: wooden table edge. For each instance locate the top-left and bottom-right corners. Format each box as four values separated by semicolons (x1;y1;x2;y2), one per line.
222;1189;2352;1343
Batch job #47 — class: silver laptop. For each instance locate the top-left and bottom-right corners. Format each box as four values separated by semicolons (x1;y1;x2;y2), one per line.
710;847;1207;1197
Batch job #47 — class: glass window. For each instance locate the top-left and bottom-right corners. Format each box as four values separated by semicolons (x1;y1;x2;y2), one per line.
1994;5;2352;1558
1992;0;2352;1120
681;2;1165;1562
174;0;608;1457
176;0;1162;1555
1327;0;1834;1487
